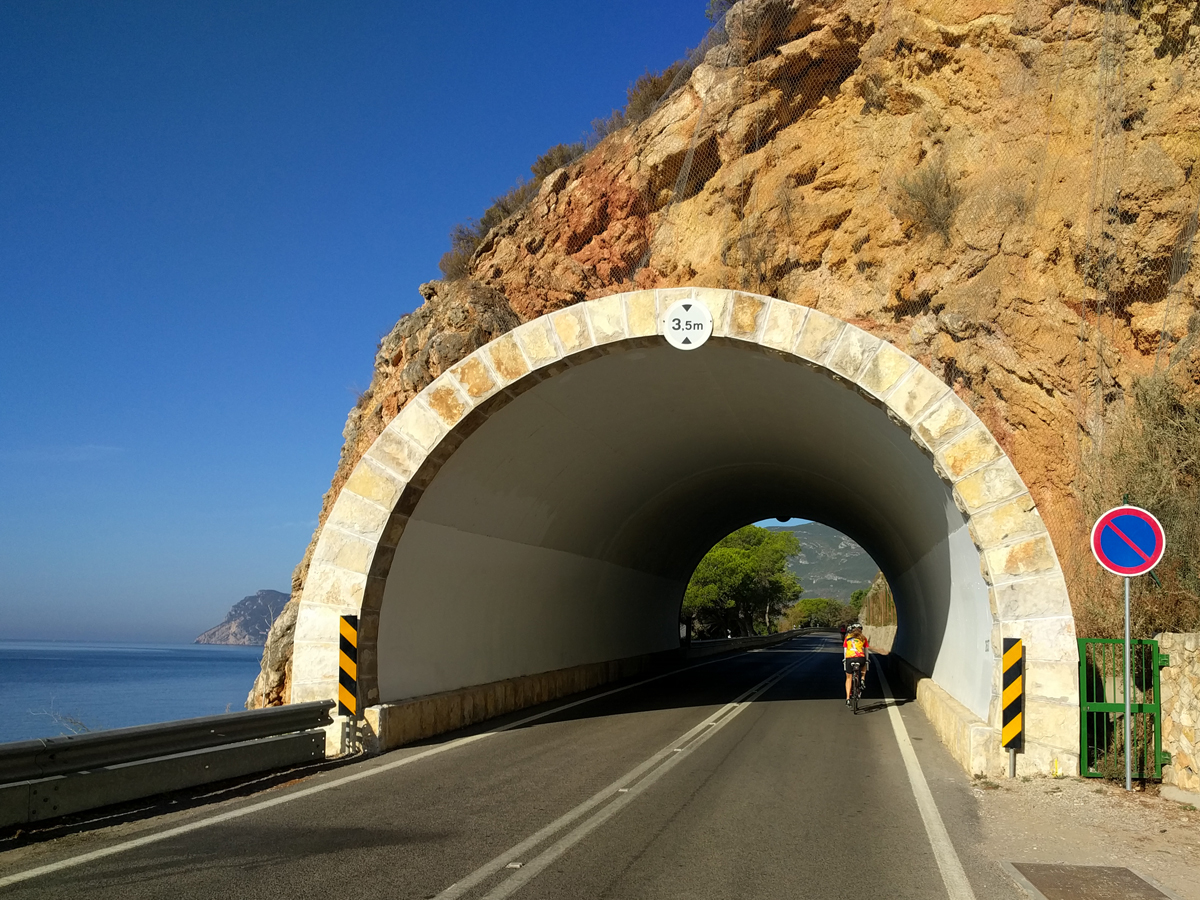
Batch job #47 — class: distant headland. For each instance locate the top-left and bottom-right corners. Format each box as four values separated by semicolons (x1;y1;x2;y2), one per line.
195;590;290;646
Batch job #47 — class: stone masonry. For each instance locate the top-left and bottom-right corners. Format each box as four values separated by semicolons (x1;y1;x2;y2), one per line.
1159;632;1200;797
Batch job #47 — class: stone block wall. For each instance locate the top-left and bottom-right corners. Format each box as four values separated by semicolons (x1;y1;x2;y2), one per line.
1159;632;1200;796
862;624;896;654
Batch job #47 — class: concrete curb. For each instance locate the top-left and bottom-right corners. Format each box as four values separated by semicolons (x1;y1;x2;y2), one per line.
1161;785;1200;807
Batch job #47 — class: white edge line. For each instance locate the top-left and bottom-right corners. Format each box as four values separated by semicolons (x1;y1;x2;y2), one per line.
0;641;797;889
877;664;978;900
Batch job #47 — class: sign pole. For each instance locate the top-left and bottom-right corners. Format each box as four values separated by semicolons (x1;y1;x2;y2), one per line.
1124;575;1131;792
1090;504;1164;789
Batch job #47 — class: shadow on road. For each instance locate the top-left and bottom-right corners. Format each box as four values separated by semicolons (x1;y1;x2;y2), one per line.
496;632;916;731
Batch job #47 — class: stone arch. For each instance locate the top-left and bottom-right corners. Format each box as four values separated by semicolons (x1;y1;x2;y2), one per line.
291;288;1079;775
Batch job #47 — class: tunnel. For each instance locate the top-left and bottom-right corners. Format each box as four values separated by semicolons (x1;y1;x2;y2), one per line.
291;289;1081;775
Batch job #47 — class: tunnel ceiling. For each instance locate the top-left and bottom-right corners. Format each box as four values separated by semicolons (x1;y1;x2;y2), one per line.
408;339;961;587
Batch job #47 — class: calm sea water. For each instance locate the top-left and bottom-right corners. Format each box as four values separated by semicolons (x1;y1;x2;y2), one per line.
0;641;264;745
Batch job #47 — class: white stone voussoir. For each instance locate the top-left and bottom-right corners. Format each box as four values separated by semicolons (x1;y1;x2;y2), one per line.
585;293;629;345
760;299;809;352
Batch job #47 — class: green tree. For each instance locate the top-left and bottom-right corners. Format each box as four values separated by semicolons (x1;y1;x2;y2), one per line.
849;588;867;616
705;0;736;22
683;525;803;637
782;597;846;629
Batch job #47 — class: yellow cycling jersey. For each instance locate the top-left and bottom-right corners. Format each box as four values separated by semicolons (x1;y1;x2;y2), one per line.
844;636;868;658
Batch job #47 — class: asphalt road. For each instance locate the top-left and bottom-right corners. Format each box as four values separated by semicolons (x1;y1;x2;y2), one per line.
0;635;1023;899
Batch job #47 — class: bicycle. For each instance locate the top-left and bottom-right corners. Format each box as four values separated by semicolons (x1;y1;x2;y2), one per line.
848;660;866;714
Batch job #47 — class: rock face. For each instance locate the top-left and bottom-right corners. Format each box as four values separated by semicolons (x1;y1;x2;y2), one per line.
252;0;1200;705
196;590;290;645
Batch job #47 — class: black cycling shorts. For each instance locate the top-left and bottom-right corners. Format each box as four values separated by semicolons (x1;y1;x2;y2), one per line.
844;658;867;674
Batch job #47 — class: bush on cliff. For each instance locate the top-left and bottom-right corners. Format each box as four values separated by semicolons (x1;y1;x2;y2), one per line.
439;143;588;280
897;156;962;243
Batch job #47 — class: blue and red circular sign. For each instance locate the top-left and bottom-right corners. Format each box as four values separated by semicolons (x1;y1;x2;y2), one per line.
1091;506;1165;576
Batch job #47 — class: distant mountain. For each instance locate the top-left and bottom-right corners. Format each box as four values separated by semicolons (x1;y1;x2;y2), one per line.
195;590;290;646
764;522;878;602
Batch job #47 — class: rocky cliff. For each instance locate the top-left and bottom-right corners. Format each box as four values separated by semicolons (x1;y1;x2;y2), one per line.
252;0;1200;706
196;589;290;645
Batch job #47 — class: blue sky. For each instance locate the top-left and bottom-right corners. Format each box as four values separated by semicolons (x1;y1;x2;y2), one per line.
0;1;714;642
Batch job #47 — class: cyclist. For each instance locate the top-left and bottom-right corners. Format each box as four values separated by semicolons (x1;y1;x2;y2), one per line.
843;622;869;706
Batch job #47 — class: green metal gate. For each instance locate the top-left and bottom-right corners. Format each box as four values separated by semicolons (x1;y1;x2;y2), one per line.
1078;638;1171;779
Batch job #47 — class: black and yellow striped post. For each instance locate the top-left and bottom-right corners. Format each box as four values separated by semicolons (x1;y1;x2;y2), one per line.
338;615;358;718
1002;637;1025;777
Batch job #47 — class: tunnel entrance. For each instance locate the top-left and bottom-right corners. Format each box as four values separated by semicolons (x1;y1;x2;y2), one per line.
292;289;1079;775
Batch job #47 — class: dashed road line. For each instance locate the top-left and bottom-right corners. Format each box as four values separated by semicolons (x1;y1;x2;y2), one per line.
437;652;808;900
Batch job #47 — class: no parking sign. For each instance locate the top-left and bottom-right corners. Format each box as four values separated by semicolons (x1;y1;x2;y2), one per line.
1090;504;1165;792
1090;506;1165;576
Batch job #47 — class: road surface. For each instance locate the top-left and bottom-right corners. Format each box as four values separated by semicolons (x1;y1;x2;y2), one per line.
0;634;1022;899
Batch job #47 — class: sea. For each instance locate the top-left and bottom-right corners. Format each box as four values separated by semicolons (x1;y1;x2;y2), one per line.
0;641;265;745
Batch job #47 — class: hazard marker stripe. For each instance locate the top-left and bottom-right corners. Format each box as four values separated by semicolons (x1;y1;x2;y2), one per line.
1002;675;1022;708
1001;713;1022;746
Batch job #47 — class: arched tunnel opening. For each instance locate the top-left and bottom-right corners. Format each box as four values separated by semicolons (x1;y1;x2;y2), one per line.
375;338;993;720
683;515;891;640
295;292;1079;775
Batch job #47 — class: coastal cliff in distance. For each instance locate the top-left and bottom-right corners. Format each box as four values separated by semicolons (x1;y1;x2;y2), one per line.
196;590;290;646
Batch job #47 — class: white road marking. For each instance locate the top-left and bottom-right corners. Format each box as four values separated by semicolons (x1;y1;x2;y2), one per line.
438;654;807;900
0;644;800;889
877;665;978;900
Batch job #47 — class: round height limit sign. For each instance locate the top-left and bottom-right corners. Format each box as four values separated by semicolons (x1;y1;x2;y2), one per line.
662;299;713;350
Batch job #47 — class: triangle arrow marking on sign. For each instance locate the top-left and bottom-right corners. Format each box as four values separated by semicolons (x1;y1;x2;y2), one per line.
682;304;692;312
682;337;692;345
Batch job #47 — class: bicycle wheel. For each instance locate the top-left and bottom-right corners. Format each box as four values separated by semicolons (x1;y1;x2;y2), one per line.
852;668;862;714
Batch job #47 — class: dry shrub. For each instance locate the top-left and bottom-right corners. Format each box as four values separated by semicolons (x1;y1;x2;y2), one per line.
897;156;962;242
625;62;689;124
857;72;890;114
530;142;586;181
1076;371;1200;638
439;143;588;280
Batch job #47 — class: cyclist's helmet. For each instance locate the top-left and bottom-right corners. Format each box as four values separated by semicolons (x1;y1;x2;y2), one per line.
849;622;863;631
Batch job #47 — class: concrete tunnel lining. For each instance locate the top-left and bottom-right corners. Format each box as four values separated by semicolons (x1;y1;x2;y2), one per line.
291;289;1081;774
378;340;994;718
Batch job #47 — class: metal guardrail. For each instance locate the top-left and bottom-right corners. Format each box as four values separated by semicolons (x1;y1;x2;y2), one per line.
685;630;799;658
0;701;334;784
